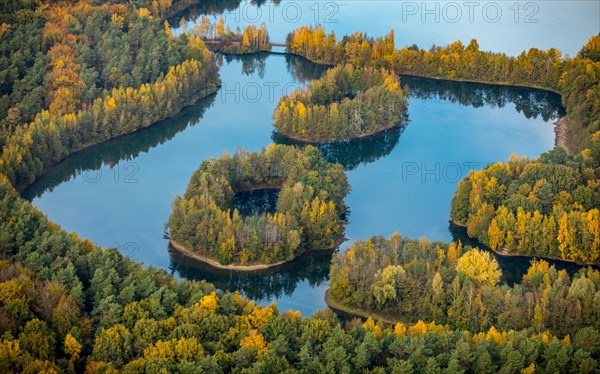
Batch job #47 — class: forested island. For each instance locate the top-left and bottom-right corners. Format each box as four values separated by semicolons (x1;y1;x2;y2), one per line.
2;170;599;371
1;0;600;372
273;64;407;141
0;1;220;188
327;233;600;369
168;144;349;268
451;135;600;265
286;26;600;151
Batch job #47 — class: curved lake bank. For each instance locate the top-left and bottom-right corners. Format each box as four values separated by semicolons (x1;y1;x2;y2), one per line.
450;223;586;284
169;244;334;310
324;290;399;325
169;239;289;271
274;118;407;144
24;52;569;316
169;235;344;271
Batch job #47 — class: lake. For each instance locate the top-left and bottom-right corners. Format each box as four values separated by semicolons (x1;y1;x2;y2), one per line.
173;0;599;56
24;0;597;316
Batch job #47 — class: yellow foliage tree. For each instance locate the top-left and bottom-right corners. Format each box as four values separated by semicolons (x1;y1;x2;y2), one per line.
248;305;274;329
64;334;81;359
456;249;502;286
488;218;504;251
64;333;81;373
485;326;507;344
521;363;535;374
196;292;219;316
215;18;225;38
408;320;428;336
393;322;407;337
362;317;384;339
138;8;152;18
297;101;307;117
240;330;267;357
557;212;571;259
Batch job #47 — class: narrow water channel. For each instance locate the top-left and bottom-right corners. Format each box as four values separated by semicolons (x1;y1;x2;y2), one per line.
24;52;566;315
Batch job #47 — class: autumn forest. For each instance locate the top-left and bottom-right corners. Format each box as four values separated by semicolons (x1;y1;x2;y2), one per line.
1;0;600;372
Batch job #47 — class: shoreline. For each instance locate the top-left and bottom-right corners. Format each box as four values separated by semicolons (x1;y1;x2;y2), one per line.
268;50;568;149
554;117;574;155
490;245;585;265
396;71;563;95
490;245;589;266
16;87;219;193
16;47;569;194
286;51;563;95
213;45;335;64
205;41;272;56
283;53;336;66
324;290;399;326
170;236;345;272
450;220;591;266
169;239;289;271
277;50;571;152
276;118;406;144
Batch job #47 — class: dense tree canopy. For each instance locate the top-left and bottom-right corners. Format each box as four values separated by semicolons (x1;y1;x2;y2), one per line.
1;174;599;372
451;135;600;264
1;2;600;372
456;249;502;287
0;6;47;145
274;64;407;141
329;233;600;339
0;0;197;144
578;34;600;62
168;144;349;266
286;26;600;150
286;26;563;89
0;0;220;187
1;56;219;188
